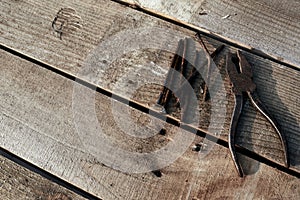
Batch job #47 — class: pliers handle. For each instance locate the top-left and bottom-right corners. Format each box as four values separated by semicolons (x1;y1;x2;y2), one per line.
226;51;289;177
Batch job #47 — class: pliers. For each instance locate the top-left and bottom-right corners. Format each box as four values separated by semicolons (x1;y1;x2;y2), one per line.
226;50;289;177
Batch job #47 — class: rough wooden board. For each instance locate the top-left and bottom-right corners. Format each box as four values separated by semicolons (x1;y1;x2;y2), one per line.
120;0;300;68
0;155;87;200
208;43;300;168
0;0;299;171
1;47;300;199
0;48;197;199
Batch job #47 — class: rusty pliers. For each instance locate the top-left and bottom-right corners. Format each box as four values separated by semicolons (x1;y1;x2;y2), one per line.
226;50;289;177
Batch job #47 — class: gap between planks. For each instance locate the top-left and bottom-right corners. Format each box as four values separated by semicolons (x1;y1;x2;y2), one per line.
1;48;300;199
0;0;299;175
0;147;100;200
0;0;299;180
1;43;299;179
111;0;300;71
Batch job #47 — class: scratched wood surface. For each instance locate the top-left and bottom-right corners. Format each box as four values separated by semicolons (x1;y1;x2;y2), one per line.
1;48;300;199
120;0;300;68
0;0;299;172
0;155;87;200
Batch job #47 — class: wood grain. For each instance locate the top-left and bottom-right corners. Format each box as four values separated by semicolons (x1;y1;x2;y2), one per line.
120;0;300;68
211;45;300;168
0;0;299;172
0;155;87;200
1;45;300;199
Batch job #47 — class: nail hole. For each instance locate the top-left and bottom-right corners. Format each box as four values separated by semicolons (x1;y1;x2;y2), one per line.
159;128;166;135
192;144;202;152
152;170;162;177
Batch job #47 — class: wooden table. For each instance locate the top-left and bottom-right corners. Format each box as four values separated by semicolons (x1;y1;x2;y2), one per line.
0;0;299;199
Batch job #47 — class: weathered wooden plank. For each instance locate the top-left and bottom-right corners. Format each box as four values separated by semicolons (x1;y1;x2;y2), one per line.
0;155;87;200
210;45;300;168
0;0;299;172
120;0;300;68
1;49;300;199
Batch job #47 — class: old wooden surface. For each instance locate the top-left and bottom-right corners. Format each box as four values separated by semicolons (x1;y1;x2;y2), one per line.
1;48;299;199
0;0;300;199
0;154;87;200
0;0;299;171
120;0;300;68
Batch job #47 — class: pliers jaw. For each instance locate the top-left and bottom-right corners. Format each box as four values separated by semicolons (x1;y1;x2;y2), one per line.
226;51;289;177
226;51;256;95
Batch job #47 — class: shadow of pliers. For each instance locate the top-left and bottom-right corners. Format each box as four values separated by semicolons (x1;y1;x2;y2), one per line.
226;50;289;177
